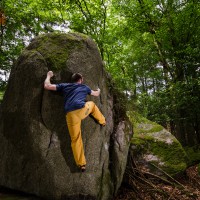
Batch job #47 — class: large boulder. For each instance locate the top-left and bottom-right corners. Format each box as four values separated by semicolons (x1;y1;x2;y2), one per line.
127;111;188;177
0;33;132;200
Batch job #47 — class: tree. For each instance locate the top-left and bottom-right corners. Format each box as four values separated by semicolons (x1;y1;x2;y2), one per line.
0;0;70;84
111;0;200;145
0;0;200;145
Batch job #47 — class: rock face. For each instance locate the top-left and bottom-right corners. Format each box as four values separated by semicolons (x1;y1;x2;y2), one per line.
127;112;188;177
0;33;132;200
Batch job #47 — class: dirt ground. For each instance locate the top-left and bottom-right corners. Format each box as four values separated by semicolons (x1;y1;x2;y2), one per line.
114;165;200;200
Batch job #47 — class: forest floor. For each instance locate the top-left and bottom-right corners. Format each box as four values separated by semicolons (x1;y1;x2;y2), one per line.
114;164;200;200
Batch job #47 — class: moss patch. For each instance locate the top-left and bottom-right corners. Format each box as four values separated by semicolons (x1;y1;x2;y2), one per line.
127;111;163;135
150;140;187;175
26;32;88;71
0;90;4;101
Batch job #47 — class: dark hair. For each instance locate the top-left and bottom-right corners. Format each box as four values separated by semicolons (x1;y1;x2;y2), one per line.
71;73;83;83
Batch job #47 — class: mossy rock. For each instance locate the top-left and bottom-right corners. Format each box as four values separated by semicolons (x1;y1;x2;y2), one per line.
127;111;188;176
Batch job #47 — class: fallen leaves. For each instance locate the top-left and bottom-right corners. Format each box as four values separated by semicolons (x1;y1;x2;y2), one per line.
114;161;200;200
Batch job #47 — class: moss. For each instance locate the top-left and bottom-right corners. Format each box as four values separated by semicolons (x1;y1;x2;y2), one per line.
133;135;186;160
128;111;163;135
36;32;89;41
131;134;187;175
68;32;89;40
160;162;187;175
0;91;4;101
151;141;187;175
152;140;186;163
26;32;87;71
35;38;70;71
184;145;200;166
98;171;113;200
127;111;147;125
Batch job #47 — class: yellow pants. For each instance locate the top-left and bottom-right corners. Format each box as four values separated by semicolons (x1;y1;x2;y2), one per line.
66;101;106;166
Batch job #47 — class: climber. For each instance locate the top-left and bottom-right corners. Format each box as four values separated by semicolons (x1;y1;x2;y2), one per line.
44;71;106;172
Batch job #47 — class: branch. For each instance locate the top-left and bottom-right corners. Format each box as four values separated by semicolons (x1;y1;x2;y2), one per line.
150;163;186;189
76;0;88;19
82;0;91;16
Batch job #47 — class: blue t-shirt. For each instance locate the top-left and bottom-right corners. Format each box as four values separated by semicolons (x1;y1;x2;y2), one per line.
56;83;91;113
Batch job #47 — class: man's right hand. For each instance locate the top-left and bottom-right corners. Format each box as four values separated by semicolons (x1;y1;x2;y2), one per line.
47;71;54;78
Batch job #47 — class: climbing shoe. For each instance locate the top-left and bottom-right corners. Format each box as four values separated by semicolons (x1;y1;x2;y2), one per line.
79;165;86;172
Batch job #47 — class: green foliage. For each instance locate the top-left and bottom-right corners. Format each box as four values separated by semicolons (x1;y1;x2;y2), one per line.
112;0;200;145
1;0;200;145
0;0;70;74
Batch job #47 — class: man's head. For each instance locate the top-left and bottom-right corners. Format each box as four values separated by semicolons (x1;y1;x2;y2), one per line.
71;73;83;84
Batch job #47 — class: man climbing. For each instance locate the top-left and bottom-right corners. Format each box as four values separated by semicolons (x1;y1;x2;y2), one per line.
44;71;106;172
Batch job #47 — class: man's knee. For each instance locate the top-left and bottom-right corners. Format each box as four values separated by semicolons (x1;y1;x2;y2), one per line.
87;101;95;106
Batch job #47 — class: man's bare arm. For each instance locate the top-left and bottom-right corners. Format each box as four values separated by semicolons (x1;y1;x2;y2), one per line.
44;71;57;91
91;88;101;96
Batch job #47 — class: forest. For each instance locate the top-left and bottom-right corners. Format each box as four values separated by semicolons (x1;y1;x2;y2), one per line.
0;0;200;145
1;0;200;147
0;0;200;199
